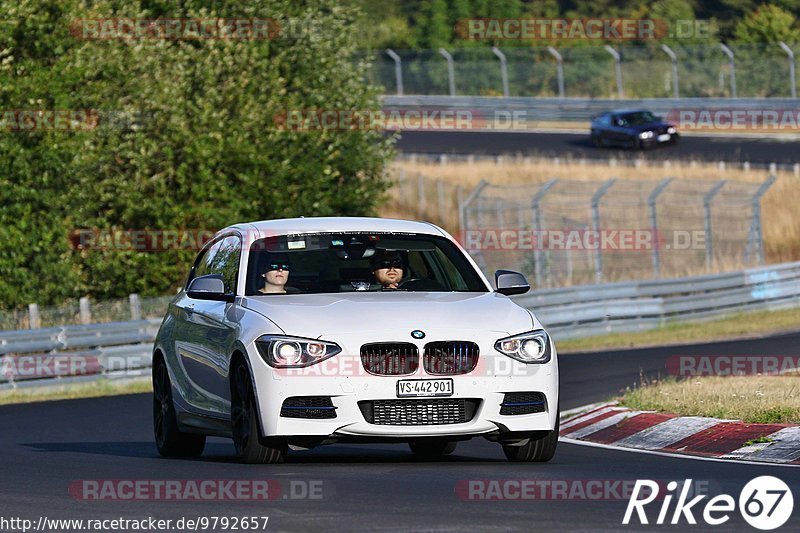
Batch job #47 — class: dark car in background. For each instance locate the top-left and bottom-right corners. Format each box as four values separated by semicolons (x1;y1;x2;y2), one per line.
590;109;678;149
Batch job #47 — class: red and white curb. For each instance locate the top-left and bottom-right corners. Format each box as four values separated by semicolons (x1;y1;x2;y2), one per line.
559;402;800;466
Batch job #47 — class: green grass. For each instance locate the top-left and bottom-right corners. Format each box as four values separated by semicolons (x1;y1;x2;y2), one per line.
0;378;151;405
556;306;800;354
620;375;800;424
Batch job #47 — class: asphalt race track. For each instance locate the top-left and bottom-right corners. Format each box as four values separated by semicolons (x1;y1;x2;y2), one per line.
2;332;800;531
395;130;800;165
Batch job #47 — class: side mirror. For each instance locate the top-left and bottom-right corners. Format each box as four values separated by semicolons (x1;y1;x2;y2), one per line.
495;270;530;296
187;274;235;303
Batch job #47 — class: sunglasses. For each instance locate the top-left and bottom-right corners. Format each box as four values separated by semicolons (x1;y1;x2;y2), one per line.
267;263;290;272
376;259;403;270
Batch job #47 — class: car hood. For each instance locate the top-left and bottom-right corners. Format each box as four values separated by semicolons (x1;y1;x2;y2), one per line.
242;292;535;337
630;121;673;132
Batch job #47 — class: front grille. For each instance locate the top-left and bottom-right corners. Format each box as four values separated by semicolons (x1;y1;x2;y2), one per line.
359;399;479;425
280;396;337;419
360;343;419;375
500;392;546;416
424;341;479;375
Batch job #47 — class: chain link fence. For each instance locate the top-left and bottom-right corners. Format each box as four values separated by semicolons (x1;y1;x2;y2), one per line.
461;176;775;287
366;43;799;98
0;294;174;330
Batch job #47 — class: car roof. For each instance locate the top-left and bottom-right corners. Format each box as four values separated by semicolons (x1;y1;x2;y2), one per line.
223;217;449;239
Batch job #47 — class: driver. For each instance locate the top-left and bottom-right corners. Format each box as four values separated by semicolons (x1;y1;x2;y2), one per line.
370;250;404;289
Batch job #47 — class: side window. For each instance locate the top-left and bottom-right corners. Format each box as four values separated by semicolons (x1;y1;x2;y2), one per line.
189;235;242;294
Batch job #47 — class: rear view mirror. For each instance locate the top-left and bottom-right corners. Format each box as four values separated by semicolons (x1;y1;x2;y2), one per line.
495;270;530;296
187;274;235;302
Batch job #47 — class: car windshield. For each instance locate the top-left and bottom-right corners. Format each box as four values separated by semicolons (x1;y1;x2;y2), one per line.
245;232;488;295
618;111;657;126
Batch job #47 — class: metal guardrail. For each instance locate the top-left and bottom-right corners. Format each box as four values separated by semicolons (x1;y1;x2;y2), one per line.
517;261;800;340
0;319;160;389
382;95;800;124
3;261;800;389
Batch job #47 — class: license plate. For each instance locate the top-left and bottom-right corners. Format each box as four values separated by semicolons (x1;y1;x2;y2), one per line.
657;133;671;142
397;378;454;397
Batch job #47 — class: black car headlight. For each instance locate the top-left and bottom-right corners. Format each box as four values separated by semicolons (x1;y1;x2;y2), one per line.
255;335;341;368
638;131;654;139
494;330;552;364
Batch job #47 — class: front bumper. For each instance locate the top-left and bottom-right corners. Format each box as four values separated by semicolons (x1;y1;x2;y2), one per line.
246;333;559;441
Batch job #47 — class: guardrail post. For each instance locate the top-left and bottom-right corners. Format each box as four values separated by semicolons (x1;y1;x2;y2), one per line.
591;179;617;283
660;44;679;98
28;303;40;329
720;44;737;97
778;42;797;99
436;179;446;223
417;174;426;218
703;180;727;269
603;45;623;98
129;293;142;321
648;178;673;277
439;48;456;96
458;179;489;236
745;175;777;265
546;46;565;98
385;49;404;96
491;46;509;97
531;179;559;288
79;297;92;324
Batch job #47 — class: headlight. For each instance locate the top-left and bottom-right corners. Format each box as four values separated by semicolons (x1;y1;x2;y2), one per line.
255;335;341;368
494;330;552;364
638;131;654;139
667;126;677;134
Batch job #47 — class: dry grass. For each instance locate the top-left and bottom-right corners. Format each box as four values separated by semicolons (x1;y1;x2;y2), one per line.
0;378;151;405
556;306;800;354
387;159;800;264
621;375;800;424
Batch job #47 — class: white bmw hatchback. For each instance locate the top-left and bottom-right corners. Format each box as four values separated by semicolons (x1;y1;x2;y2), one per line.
153;217;559;463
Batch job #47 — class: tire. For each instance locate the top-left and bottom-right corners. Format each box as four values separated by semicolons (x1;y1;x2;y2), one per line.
153;356;206;457
502;410;559;463
409;439;457;459
230;360;286;464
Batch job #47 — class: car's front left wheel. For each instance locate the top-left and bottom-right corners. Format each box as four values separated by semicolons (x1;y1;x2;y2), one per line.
502;409;559;462
230;359;286;464
153;355;206;457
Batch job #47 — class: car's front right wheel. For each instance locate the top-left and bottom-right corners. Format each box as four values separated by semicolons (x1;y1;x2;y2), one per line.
502;411;559;462
230;359;286;464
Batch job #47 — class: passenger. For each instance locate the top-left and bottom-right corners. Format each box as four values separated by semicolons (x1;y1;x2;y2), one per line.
370;251;404;289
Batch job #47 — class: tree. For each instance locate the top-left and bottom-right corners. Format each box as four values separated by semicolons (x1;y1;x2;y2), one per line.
0;0;393;308
734;3;800;42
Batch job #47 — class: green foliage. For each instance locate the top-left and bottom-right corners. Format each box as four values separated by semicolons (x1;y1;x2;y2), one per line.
734;3;800;42
0;0;393;308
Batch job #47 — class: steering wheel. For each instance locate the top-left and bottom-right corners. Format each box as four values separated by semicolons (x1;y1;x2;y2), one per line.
397;278;444;291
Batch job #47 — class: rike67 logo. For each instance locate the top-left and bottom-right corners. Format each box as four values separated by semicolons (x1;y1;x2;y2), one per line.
624;476;794;530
